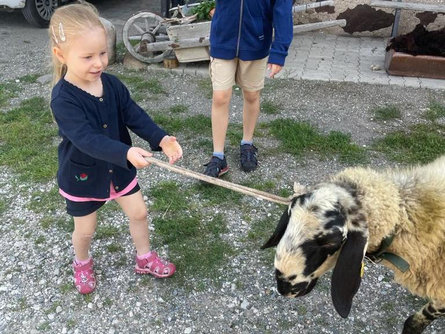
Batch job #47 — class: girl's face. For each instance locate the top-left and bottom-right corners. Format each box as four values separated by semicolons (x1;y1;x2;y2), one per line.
57;26;108;86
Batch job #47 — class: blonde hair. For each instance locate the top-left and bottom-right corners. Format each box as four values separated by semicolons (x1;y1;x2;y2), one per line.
49;1;104;86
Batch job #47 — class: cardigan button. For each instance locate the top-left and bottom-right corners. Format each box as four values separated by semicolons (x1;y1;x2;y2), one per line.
99;98;103;102
115;186;119;190
103;124;108;128
109;169;113;173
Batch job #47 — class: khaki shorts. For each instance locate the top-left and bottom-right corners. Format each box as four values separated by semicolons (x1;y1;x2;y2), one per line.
209;57;268;91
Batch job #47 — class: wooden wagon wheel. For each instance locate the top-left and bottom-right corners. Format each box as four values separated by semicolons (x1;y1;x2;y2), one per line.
122;11;172;63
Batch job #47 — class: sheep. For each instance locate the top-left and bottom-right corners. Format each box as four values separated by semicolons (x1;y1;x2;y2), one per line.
262;155;445;334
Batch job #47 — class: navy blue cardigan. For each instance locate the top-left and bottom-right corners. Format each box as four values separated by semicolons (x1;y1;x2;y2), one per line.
209;0;294;66
50;73;167;199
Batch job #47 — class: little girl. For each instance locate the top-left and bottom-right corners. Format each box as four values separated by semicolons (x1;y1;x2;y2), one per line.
49;1;183;294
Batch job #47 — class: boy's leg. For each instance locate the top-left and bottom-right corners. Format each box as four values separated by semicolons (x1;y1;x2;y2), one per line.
211;88;232;153
209;57;237;153
114;189;149;256
237;57;268;140
241;89;261;142
204;57;238;177
236;57;268;171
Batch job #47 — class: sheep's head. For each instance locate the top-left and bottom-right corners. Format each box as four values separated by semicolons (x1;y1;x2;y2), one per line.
262;181;369;318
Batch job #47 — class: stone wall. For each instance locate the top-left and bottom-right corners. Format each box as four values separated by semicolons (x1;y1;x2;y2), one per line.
294;0;445;37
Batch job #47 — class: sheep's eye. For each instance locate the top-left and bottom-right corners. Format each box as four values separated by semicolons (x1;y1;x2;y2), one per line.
288;275;297;280
309;205;319;212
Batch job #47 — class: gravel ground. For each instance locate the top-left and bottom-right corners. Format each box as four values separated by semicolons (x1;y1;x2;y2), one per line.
1;1;445;334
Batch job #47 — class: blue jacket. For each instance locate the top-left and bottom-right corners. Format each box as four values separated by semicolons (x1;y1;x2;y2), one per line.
209;0;294;66
50;73;167;199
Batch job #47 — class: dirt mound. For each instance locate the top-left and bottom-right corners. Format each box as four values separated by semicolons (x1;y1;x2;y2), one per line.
386;24;445;57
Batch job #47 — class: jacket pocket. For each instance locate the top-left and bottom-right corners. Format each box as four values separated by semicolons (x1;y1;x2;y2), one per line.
68;161;97;186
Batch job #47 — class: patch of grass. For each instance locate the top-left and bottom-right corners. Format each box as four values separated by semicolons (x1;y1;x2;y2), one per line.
0;199;8;214
372;105;401;121
169;104;188;114
242;180;277;193
0;97;58;182
423;100;445;122
116;73;165;95
297;305;308;316
107;243;125;253
277;187;293;198
115;42;127;62
149;181;191;212
247;213;279;244
192;137;213;151
226;125;243;147
66;319;76;329
95;225;120;239
152;114;211;136
246;213;281;263
151;184;234;285
13;297;28;311
35;235;46;245
154;214;201;244
98;200;121;215
374;123;445;164
191;182;243;206
0;81;20;107
151;114;184;133
19;73;40;83
37;321;51;331
183;114;212;133
28;186;62;213
59;283;72;294
197;78;213;99
261;100;281;115
268;119;367;163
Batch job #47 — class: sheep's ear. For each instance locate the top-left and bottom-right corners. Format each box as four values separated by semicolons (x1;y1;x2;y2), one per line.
293;182;306;196
331;230;368;318
261;208;290;249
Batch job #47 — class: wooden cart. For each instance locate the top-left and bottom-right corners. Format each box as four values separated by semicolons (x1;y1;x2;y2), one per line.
122;1;346;64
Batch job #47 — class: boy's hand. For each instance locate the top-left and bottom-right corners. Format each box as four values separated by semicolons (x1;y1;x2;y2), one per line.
159;135;183;164
127;147;152;169
267;63;282;78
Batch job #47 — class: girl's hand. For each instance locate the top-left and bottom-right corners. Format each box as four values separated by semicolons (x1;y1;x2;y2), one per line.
159;135;183;164
267;63;283;78
127;147;152;169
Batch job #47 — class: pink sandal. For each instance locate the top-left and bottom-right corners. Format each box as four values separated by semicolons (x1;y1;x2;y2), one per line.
135;251;176;278
73;258;96;294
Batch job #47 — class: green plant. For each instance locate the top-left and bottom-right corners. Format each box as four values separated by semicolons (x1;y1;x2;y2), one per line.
372;105;401;121
268;119;367;163
191;0;215;21
0;97;58;182
423;100;445;122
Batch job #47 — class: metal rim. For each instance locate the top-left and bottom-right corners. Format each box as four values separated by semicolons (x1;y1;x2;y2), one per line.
122;11;171;64
34;0;58;21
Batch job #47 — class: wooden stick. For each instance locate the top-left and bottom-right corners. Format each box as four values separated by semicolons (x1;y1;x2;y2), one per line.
145;157;291;205
370;1;445;13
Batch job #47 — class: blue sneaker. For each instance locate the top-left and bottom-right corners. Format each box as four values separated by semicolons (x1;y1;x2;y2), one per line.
240;144;258;172
203;156;229;178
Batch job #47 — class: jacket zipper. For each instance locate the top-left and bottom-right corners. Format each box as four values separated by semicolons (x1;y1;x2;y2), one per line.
236;0;244;57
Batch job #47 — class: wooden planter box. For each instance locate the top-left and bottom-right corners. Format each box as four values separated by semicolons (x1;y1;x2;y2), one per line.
167;21;211;63
385;49;445;79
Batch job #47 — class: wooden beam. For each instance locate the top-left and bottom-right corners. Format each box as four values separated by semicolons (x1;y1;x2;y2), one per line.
370;1;445;13
293;1;335;13
293;20;346;34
